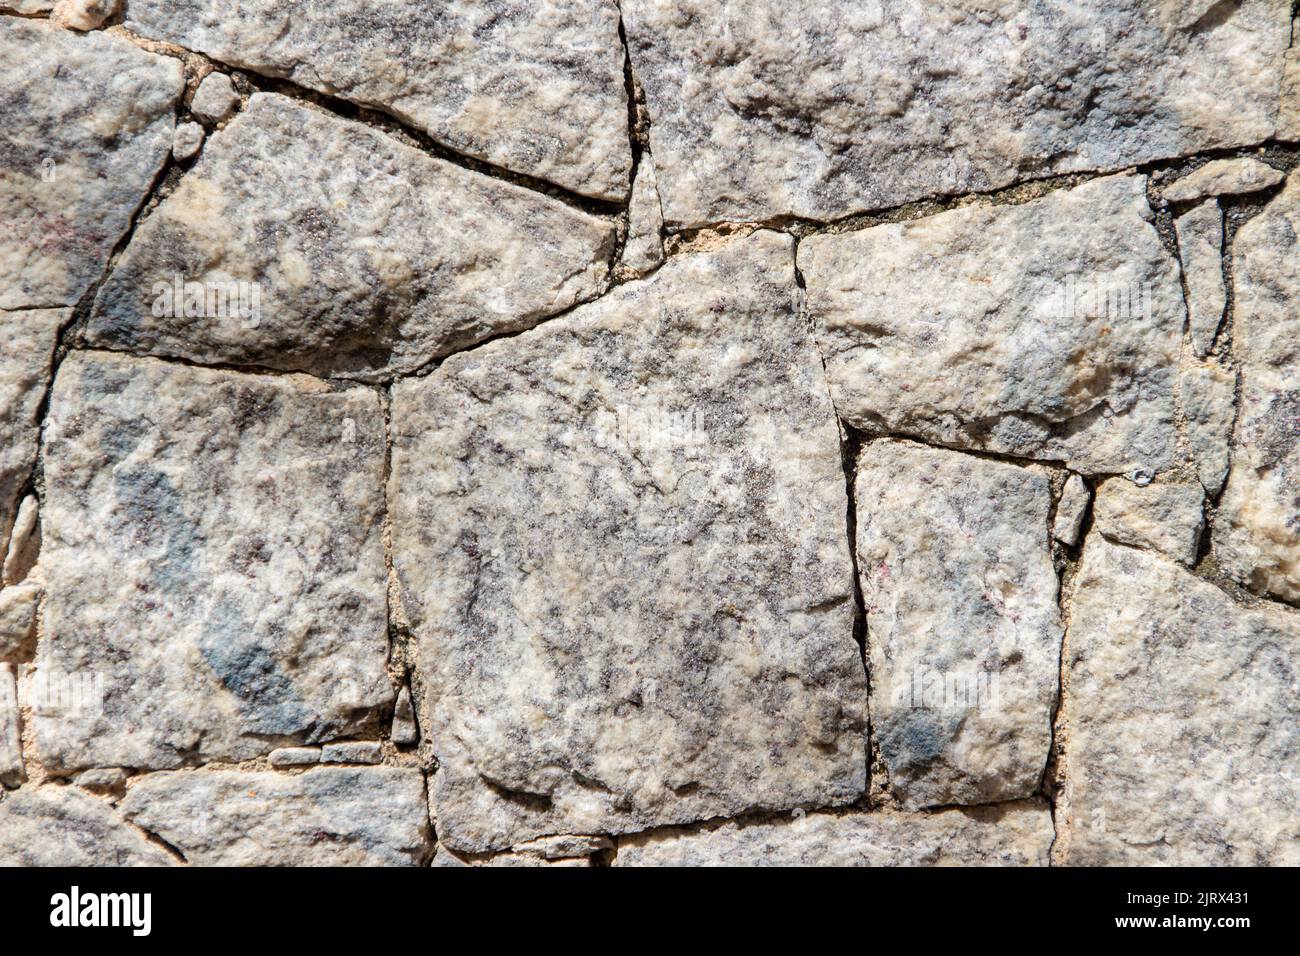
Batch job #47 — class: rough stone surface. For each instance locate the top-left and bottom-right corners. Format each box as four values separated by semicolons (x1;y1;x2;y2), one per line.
624;0;1291;226
268;747;320;768
1053;474;1091;546
1064;538;1299;865
1093;480;1204;566
320;741;382;765
0;664;20;787
86;94;616;382
0;786;175;866
1218;172;1300;603
856;440;1060;809
803;176;1184;475
2;494;40;587
73;767;129;796
0;20;181;310
432;846;590;867
120;768;431;866
390;688;418;747
0;583;40;663
1181;362;1236;497
52;0;118;32
622;154;664;274
1282;47;1300;141
1163;157;1286;203
37;351;393;771
1174;200;1226;358
0;2;54;13
171;122;204;162
124;0;631;200
391;231;867;853
617;802;1054;866
514;833;614;860
190;71;239;124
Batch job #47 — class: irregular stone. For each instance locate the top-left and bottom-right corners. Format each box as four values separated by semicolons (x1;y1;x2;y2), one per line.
171;121;204;162
1053;474;1091;546
0;582;40;662
37;351;392;771
513;833;614;860
0;786;175;865
390;687;417;747
1163;157;1286;203
802;175;1184;475
0;309;64;562
1093;480;1204;566
73;766;130;796
268;747;321;768
622;154;664;275
3;494;39;586
0;19;182;309
1174;200;1226;358
1281;47;1300;141
320;741;381;765
1180;362;1236;497
855;440;1060;809
120;767;431;866
1218;172;1300;602
86;94;616;381
190;71;239;124
0;2;54;13
431;846;590;867
390;231;867;853
623;0;1291;226
0;664;20;787
1064;537;1299;865
52;0;117;31
617;801;1054;866
124;0;630;200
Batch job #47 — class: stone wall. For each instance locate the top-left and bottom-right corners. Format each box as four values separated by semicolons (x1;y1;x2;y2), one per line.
0;1;1296;866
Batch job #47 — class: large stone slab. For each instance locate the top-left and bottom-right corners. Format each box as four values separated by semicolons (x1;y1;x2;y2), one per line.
802;175;1184;475
0;786;176;866
124;0;630;200
1218;172;1300;603
37;351;392;771
1093;480;1204;566
0;19;182;309
616;801;1053;866
856;440;1060;809
390;231;866;853
623;0;1291;226
120;768;432;866
1063;538;1299;865
86;94;616;382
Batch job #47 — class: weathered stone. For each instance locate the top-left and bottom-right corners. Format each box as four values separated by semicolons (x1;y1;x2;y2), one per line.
37;351;392;771
124;0;631;200
1281;47;1300;141
513;833;614;860
623;0;1290;227
1180;362;1236;496
86;94;616;382
390;230;867;853
622;154;664;275
0;786;175;866
2;494;39;587
855;440;1060;809
1053;474;1091;547
390;687;417;747
268;747;320;768
617;801;1054;866
52;0;117;32
73;766;130;796
0;583;40;662
0;20;181;310
1163;157;1286;203
1174;200;1226;358
431;846;590;867
320;741;381;765
0;2;54;13
0;664;21;787
190;71;239;124
1218;172;1300;603
1063;537;1299;865
1093;480;1204;566
171;122;204;162
802;175;1184;475
120;768;431;866
0;309;63;562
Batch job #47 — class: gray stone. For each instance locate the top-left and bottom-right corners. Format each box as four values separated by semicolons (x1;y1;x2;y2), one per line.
268;747;321;768
86;93;616;382
0;664;20;787
622;154;664;275
1218;172;1300;603
802;175;1184;475
616;801;1054;866
1053;474;1091;547
1163;157;1286;203
1281;46;1300;141
623;0;1291;227
513;833;614;860
1063;537;1299;865
1174;200;1226;358
73;766;130;796
37;351;393;772
432;846;591;867
0;583;40;663
120;767;432;866
320;741;382;765
171;121;204;162
855;440;1060;810
2;494;39;587
190;71;239;124
124;0;631;200
390;687;417;747
0;2;54;13
52;0;118;32
1181;362;1236;497
1093;479;1204;565
390;230;867;853
0;19;182;310
0;786;175;866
